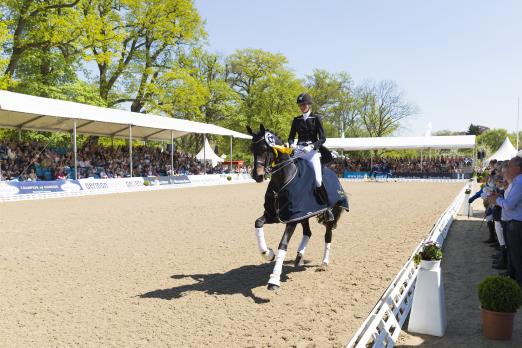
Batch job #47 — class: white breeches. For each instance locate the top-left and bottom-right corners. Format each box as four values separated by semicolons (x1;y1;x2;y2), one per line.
494;221;505;246
295;147;322;187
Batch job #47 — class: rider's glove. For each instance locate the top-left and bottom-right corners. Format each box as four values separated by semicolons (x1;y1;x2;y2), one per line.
290;143;297;149
303;145;314;153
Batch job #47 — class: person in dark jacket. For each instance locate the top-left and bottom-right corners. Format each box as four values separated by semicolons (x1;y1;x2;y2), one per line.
289;93;334;219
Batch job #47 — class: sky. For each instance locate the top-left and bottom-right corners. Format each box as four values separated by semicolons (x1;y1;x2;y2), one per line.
194;0;522;136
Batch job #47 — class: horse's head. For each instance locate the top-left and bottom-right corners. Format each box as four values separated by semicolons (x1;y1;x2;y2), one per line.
246;124;283;183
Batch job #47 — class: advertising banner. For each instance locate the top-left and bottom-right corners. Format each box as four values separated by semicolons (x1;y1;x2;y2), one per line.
78;177;144;192
0;180;82;196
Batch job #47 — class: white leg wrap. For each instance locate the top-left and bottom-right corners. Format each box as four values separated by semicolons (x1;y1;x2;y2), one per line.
255;227;268;253
494;221;505;246
322;243;331;265
297;235;310;254
269;249;287;286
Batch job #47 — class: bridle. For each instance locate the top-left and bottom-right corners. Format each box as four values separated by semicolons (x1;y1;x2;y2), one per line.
252;133;302;178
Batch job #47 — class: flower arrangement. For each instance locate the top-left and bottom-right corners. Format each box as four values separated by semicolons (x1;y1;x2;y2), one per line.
413;242;442;266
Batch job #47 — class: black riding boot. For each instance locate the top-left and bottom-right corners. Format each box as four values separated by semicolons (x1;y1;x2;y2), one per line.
315;184;334;222
483;221;497;243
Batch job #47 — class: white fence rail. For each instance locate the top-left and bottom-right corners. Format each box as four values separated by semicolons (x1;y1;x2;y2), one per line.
341;178;469;183
0;174;255;203
346;182;470;348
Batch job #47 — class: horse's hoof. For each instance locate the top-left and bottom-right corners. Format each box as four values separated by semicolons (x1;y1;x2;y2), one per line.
294;252;304;267
317;262;328;272
267;283;280;291
261;248;275;262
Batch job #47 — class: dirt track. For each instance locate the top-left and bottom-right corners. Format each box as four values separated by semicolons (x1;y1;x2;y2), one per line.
0;181;462;347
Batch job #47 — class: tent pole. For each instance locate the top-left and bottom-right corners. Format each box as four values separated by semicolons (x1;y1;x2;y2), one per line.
129;125;133;177
73;119;78;180
171;130;174;176
420;149;423;172
203;134;206;175
230;136;233;173
473;145;477;169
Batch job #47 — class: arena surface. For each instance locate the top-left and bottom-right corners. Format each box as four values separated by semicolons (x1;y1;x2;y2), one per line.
1;181;463;347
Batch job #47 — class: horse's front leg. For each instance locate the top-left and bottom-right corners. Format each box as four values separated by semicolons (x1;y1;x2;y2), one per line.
268;222;297;290
320;223;333;270
255;214;275;262
294;220;312;267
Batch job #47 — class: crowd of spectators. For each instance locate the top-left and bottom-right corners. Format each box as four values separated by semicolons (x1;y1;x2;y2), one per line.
0;140;246;181
329;155;473;177
468;158;522;290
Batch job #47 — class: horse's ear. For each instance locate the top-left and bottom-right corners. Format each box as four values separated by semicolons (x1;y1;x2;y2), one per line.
246;125;253;135
259;124;265;133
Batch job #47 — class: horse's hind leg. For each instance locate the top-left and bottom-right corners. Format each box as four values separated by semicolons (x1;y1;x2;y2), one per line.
268;222;297;290
295;220;312;267
255;214;274;262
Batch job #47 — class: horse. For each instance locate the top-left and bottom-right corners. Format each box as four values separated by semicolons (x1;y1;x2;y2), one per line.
247;124;349;291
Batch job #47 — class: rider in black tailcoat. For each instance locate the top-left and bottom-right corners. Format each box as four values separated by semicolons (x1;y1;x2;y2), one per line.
289;93;334;220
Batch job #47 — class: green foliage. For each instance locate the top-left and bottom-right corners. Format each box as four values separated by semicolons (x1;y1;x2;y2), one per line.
478;276;522;313
477;129;512;154
413;242;442;265
0;0;419;163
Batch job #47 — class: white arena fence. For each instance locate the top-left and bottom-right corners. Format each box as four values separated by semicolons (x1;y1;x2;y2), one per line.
346;182;470;348
0;174;255;203
341;177;469;183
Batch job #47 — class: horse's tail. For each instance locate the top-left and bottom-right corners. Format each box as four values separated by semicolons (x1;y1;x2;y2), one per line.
317;205;344;229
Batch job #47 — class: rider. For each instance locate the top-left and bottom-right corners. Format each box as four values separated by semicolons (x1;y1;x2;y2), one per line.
289;92;334;220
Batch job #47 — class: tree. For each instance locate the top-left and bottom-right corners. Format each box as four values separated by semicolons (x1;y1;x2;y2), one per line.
226;48;295;128
356;80;417;137
82;0;204;108
467;123;489;135
2;0;83;80
305;70;359;137
477;128;512;153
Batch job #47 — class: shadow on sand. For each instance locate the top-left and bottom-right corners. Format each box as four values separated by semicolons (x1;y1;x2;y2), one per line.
139;261;312;304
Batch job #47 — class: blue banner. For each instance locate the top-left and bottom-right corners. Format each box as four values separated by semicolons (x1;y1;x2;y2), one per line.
0;180;83;196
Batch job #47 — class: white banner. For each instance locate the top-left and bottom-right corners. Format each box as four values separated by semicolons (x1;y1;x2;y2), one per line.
78;177;144;192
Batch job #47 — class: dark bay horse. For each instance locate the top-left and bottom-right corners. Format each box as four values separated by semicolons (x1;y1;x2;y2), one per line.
247;124;348;290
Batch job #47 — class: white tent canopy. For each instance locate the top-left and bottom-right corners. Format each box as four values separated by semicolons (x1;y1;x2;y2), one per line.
486;137;518;163
0;90;250;179
196;137;224;166
0;90;250;140
324;135;476;151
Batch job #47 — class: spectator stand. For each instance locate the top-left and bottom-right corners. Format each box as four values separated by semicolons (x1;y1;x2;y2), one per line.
0;90;250;181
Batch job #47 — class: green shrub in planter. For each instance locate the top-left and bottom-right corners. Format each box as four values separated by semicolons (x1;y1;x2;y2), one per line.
478;276;522;313
227;176;232;181
413;242;442;266
143;180;150;186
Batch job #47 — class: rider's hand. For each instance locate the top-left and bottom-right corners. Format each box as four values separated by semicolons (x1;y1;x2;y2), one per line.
290;143;297;149
303;145;313;153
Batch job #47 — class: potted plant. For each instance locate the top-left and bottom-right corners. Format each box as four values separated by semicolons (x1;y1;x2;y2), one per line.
413;242;443;270
478;275;522;340
465;188;472;195
226;175;232;181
